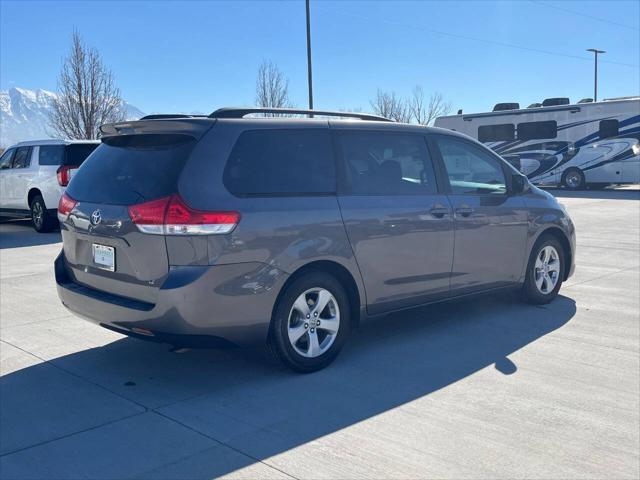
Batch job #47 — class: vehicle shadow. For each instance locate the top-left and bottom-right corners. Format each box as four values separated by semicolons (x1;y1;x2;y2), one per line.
0;291;576;478
0;219;61;249
544;187;640;200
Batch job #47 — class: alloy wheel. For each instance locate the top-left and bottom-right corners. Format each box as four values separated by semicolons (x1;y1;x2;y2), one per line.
287;288;340;358
32;202;44;229
534;245;560;294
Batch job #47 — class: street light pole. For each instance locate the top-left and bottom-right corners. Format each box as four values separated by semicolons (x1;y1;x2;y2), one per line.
306;0;314;112
586;48;605;102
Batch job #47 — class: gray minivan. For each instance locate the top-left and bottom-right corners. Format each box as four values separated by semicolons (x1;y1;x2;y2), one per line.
55;108;575;372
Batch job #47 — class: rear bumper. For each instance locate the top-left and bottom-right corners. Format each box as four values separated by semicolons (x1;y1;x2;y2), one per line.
55;252;288;347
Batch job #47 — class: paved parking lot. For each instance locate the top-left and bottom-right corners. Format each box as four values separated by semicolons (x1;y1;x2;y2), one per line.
1;188;639;479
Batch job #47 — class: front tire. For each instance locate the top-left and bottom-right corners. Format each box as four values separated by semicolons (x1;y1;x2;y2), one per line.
562;168;585;190
269;271;351;373
522;235;565;304
30;195;56;233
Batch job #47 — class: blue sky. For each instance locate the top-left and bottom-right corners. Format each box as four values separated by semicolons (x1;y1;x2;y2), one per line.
1;0;638;115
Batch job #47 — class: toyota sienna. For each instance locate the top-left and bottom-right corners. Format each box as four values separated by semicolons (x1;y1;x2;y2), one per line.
55;107;576;372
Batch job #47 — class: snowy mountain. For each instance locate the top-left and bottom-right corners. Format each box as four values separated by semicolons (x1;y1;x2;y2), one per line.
0;87;145;147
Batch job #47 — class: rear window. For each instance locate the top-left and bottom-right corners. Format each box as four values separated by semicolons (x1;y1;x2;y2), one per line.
66;134;194;205
66;144;99;165
39;144;99;166
224;129;335;196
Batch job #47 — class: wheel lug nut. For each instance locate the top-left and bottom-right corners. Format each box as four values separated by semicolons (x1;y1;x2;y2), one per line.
316;320;321;326
304;323;308;329
310;328;315;333
306;314;310;319
314;312;318;317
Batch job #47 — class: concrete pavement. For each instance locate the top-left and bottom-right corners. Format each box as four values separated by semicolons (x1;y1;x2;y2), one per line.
0;188;638;479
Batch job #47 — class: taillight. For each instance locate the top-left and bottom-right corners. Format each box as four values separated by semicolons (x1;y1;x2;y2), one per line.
57;165;72;186
58;193;77;220
128;194;240;235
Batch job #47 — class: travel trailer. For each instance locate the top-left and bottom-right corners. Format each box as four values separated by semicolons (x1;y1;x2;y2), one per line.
434;97;640;189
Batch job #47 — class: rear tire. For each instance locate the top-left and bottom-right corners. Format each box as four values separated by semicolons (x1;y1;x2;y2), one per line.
561;168;585;190
521;235;565;304
269;271;351;373
30;195;56;233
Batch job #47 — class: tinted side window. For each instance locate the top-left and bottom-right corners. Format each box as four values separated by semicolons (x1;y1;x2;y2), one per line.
0;149;15;170
224;129;335;196
599;119;619;139
434;135;506;195
478;124;515;142
39;145;65;166
517;120;557;140
12;147;32;169
338;131;437;195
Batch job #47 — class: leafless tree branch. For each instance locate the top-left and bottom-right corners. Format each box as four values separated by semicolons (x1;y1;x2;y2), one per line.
49;31;125;140
409;86;452;125
369;89;411;123
255;60;292;116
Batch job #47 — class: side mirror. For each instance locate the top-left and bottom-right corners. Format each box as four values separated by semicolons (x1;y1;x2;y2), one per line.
511;174;528;195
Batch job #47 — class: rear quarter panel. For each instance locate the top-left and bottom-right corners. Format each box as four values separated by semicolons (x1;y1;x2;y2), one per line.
176;119;367;306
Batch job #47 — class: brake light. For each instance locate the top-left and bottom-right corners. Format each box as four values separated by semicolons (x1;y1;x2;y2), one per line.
57;165;73;186
128;195;240;235
58;193;77;220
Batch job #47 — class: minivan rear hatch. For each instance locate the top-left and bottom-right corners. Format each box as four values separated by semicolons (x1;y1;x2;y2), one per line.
60;119;214;303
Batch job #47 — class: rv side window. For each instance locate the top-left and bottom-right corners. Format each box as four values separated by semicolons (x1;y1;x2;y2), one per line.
478;124;515;142
599;120;619;139
517;121;557;141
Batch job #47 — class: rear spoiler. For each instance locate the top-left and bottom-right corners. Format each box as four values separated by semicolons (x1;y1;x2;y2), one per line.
99;118;215;141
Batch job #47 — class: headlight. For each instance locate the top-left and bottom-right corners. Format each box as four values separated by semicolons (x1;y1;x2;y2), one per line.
632;143;640;156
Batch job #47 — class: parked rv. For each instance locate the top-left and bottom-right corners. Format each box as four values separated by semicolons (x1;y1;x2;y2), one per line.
434;97;640;189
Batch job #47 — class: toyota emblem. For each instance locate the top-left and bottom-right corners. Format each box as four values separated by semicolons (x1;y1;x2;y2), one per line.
90;209;102;226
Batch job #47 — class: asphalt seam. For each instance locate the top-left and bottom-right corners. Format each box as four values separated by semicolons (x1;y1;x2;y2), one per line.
0;411;145;458
564;265;640;289
152;410;300;480
0;338;150;411
0;340;298;479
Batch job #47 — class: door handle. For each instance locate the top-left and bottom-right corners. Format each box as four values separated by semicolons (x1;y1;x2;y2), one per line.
429;206;450;219
455;206;474;217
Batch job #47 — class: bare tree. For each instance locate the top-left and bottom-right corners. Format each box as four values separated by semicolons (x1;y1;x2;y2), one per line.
255;60;292;114
408;86;451;125
49;31;125;140
369;89;411;123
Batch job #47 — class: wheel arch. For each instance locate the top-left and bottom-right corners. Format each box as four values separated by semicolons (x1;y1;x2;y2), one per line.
27;188;43;207
271;260;363;329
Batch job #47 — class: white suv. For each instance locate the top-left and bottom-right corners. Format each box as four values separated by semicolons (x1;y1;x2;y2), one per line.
0;140;99;232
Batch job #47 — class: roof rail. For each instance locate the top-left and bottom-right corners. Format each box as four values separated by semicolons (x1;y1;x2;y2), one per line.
209;107;391;122
140;114;207;120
